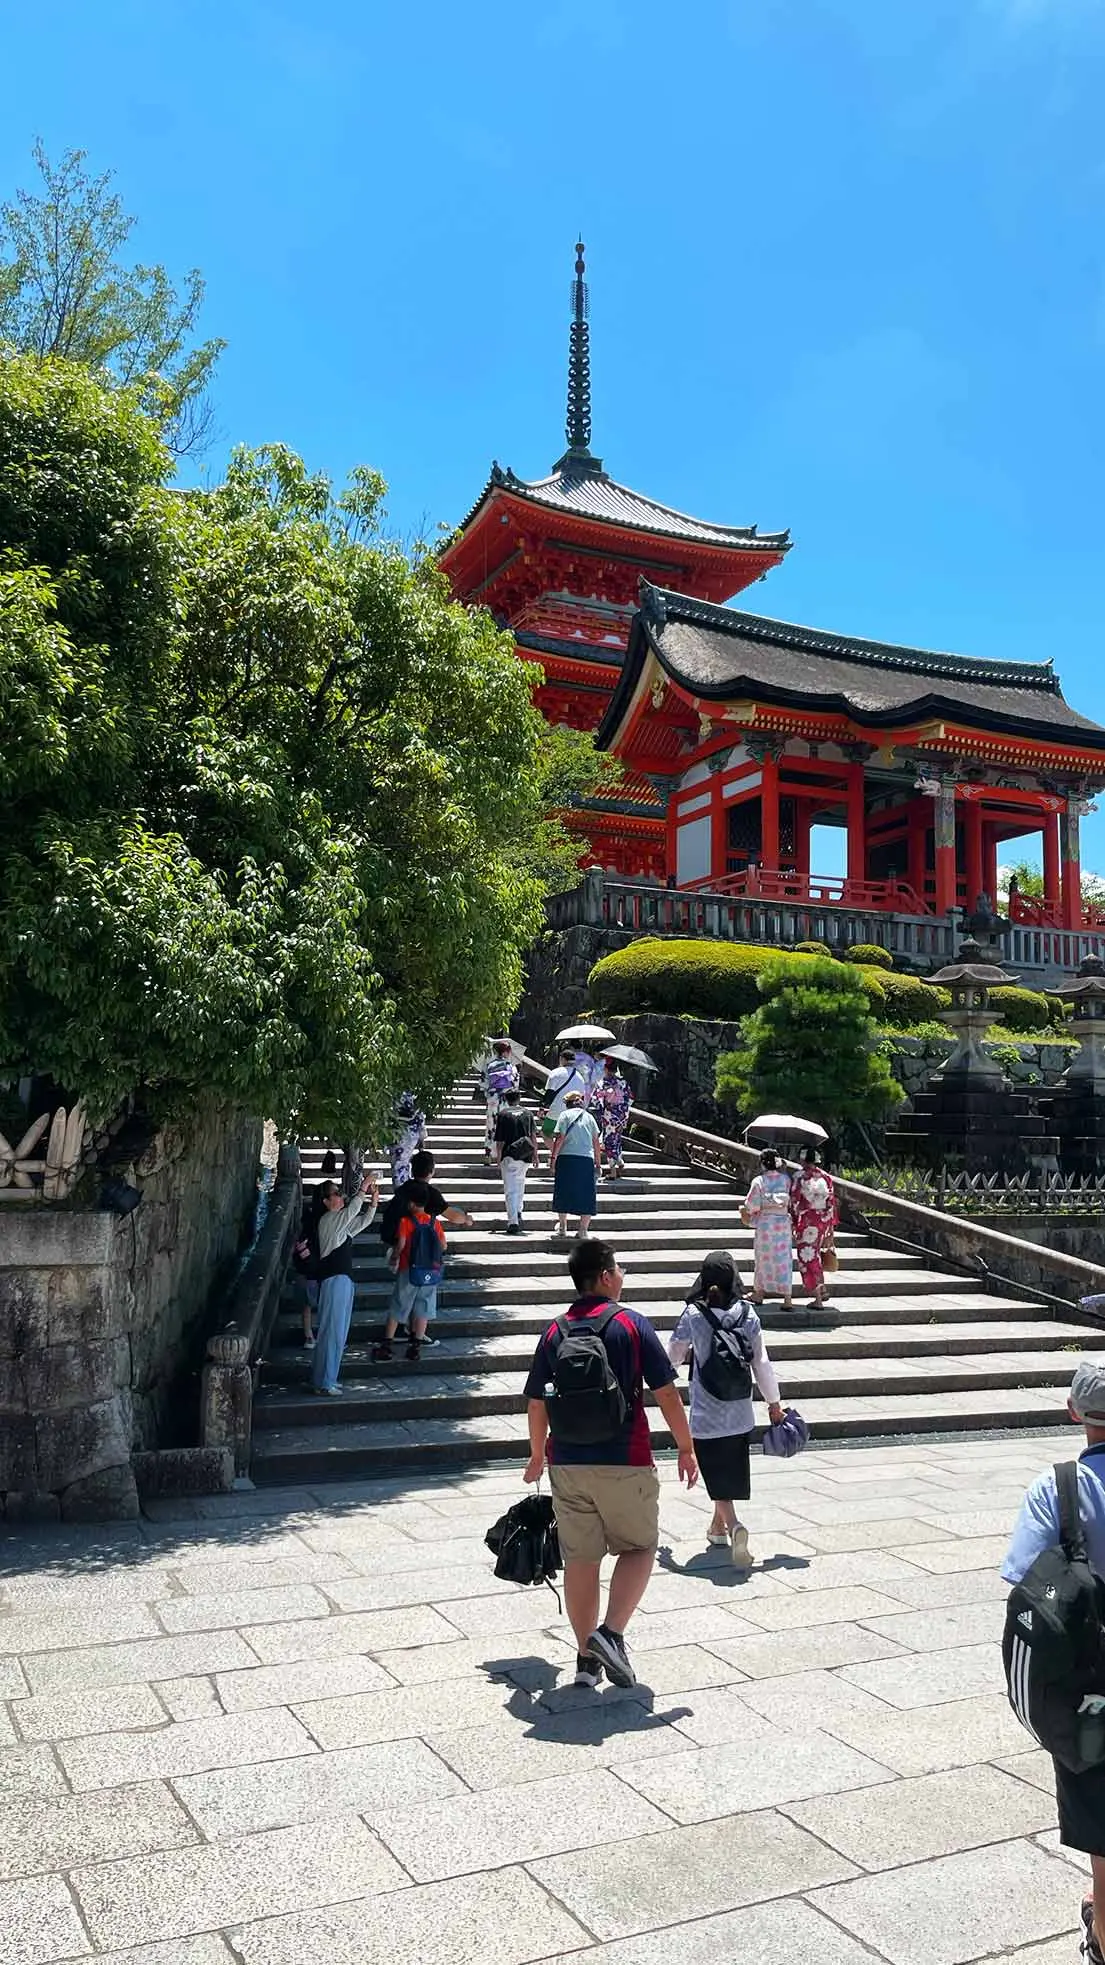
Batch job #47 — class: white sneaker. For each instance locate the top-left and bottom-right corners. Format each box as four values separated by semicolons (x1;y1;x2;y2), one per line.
730;1525;752;1569
706;1530;730;1548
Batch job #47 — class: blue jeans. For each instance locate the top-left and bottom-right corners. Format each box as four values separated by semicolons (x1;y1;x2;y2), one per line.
312;1274;355;1390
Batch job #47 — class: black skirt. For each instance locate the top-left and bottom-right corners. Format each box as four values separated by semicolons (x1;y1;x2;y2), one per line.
1055;1758;1105;1855
693;1430;752;1502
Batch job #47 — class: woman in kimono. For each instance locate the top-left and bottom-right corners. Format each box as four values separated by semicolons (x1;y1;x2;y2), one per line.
790;1148;838;1307
742;1150;794;1309
595;1056;633;1180
388;1092;427;1190
481;1041;519;1163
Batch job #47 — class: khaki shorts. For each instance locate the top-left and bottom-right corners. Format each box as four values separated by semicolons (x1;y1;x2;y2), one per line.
549;1463;660;1565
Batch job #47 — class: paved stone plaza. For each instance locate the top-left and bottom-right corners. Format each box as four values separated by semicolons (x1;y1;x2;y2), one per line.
0;1432;1093;1965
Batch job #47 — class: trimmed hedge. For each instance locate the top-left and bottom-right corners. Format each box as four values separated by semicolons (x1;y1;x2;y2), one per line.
845;944;894;970
988;985;1052;1034
791;940;832;956
586;937;949;1026
588;939;800;1020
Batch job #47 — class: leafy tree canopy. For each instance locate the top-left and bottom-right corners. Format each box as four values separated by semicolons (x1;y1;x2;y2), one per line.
0;353;603;1139
715;957;904;1132
0;141;223;456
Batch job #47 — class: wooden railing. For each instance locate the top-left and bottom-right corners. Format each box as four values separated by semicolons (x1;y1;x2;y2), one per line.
689;867;931;916
548;871;1105;977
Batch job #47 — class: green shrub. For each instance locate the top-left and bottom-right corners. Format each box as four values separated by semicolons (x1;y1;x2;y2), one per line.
1045;993;1072;1023
857;969;949;1027
988;985;1052;1034
791;940;833;956
589;939;809;1020
716;957;904;1129
845;943;894;969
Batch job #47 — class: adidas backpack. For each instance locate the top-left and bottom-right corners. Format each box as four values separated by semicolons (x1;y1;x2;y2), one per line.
406;1215;445;1289
1003;1459;1105;1772
545;1304;628;1446
695;1303;754;1402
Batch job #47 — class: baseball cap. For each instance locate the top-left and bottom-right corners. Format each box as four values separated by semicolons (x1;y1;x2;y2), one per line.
1069;1356;1105;1423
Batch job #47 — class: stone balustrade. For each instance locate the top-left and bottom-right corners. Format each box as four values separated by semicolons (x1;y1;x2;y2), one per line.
200;1142;301;1477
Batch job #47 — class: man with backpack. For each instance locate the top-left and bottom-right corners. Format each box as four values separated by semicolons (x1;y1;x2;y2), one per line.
1002;1358;1105;1964
376;1149;474;1355
494;1086;537;1234
522;1238;698;1691
667;1250;785;1567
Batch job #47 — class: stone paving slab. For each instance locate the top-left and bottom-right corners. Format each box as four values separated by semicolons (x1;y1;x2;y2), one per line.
1;1429;1100;1963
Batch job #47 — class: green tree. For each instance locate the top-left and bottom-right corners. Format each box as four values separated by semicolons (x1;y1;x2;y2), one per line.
715;957;903;1132
998;856;1105;907
0;354;602;1139
0;141;223;456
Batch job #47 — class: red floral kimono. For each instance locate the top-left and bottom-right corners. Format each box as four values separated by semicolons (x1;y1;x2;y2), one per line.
790;1169;837;1294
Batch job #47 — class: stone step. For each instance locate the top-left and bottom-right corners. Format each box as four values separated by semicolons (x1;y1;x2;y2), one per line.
283;1264;992;1307
270;1289;1046;1347
253;1347;1096;1433
249;1383;1076;1483
261;1317;1104;1384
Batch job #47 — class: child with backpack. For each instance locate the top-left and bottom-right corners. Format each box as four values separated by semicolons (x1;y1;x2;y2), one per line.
667;1250;785;1567
1002;1358;1105;1965
372;1197;446;1364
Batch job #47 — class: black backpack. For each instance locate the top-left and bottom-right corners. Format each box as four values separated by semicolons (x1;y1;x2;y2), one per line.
545;1304;628;1446
1003;1459;1105;1772
485;1493;562;1606
694;1302;754;1402
503;1116;536;1164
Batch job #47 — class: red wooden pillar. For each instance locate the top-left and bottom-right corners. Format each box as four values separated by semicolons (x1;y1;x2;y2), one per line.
710;771;728;886
1043;814;1061;916
846;764;866;892
963;799;984;908
907;799;926;902
934;784;957;918
760;754;780;871
983;824;998;902
665;792;679;883
795;798;811;884
1061;801;1083;930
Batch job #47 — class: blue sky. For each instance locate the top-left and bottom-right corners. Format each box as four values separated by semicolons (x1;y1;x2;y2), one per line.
5;0;1105;870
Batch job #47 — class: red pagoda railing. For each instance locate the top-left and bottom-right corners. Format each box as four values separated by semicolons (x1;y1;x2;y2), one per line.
1009;888;1105;934
694;867;931;916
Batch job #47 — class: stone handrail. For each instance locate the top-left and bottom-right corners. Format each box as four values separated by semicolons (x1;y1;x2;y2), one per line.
200;1141;301;1476
519;1052;1105;1300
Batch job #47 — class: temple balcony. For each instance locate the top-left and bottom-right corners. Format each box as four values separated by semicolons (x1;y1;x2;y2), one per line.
550;868;1105;987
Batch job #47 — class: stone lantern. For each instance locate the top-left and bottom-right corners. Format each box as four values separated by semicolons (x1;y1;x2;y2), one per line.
927;938;1017;1085
885;936;1058;1171
1044;955;1105;1173
1054;955;1105;1093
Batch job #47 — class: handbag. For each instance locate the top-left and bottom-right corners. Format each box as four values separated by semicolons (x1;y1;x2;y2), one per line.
762;1407;810;1458
822;1244;839;1274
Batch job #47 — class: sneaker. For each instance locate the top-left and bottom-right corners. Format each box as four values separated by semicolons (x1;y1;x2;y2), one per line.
371;1341;393;1363
303;1335;316;1351
420;1330;439;1347
1082;1900;1105;1965
506;1223;523;1236
585;1625;636;1689
317;1384;343;1398
706;1530;730;1548
405;1339;421;1362
730;1525;752;1569
573;1654;604;1690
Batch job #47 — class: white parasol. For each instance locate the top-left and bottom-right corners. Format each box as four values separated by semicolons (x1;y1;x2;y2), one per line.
555;1023;616;1045
743;1112;829;1144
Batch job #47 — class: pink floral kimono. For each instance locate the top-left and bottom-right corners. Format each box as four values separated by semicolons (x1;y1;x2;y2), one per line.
743;1169;794;1298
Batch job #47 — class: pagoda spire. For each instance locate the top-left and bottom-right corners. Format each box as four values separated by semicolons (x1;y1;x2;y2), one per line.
555;239;603;475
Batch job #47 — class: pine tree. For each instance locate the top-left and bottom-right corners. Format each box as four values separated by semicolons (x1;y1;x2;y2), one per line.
716;957;903;1132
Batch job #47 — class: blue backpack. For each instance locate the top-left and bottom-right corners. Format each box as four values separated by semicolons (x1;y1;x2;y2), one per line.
407;1215;445;1289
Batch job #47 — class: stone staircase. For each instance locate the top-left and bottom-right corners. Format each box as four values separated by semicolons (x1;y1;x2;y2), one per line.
251;1079;1105;1485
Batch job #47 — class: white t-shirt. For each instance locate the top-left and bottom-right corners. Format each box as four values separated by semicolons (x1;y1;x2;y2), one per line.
545;1064;588;1121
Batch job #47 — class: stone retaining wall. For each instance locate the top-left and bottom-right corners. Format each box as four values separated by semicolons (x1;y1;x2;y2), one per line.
0;1103;261;1521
